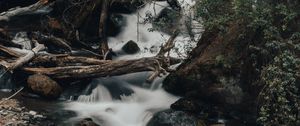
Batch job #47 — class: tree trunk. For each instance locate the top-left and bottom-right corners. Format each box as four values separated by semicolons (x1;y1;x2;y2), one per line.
99;0;110;56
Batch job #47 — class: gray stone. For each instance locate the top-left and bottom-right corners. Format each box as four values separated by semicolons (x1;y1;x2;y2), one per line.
122;40;140;54
147;109;201;126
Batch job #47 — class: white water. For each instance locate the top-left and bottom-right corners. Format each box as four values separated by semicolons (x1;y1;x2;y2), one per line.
65;73;179;126
108;0;201;59
64;1;200;126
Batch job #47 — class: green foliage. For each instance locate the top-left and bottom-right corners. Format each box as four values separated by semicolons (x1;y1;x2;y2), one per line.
258;51;300;126
194;0;300;125
195;0;233;30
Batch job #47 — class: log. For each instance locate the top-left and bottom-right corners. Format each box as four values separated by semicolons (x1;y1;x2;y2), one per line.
23;32;180;80
33;33;72;53
0;0;51;21
31;54;107;66
0;45;23;57
1;40;45;70
23;57;167;79
99;0;110;56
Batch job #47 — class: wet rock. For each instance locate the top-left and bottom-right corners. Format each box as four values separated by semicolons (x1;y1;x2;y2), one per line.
122;40;140;54
147;109;202;126
0;99;48;125
29;110;37;115
27;74;63;98
171;98;202;113
78;118;99;126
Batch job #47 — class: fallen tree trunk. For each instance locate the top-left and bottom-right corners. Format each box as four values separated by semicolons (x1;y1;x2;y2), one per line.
23;57;168;79
99;0;110;56
0;41;45;70
0;45;23;57
23;32;180;79
0;0;52;21
31;54;107;66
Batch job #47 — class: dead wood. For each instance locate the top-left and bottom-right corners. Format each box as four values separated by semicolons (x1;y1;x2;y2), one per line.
0;45;23;57
33;34;72;52
0;0;52;21
0;40;45;71
22;32;180;80
99;0;110;56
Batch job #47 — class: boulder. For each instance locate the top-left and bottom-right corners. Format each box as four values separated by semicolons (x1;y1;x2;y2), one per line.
27;74;62;98
122;40;140;54
147;109;203;126
78;118;99;126
171;98;202;113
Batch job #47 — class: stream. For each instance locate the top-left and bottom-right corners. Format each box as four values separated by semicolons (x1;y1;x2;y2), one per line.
0;0;200;126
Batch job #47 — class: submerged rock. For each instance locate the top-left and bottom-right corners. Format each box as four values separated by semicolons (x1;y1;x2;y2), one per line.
122;40;140;54
27;74;62;98
171;98;202;113
147;109;203;126
78;118;99;126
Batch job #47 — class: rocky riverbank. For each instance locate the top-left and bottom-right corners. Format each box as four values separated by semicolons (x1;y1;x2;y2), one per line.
0;98;52;126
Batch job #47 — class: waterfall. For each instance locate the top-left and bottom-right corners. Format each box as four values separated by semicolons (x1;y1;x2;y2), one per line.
65;73;179;126
64;1;199;126
77;84;113;103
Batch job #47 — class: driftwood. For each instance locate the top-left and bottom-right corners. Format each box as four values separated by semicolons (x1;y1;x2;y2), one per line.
99;0;110;56
0;0;182;84
0;45;23;57
22;32;180;81
33;33;72;52
31;54;106;66
0;40;45;71
23;57;167;78
0;0;52;21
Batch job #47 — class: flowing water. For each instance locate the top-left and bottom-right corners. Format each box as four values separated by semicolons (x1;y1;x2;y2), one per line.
0;0;201;126
65;73;179;126
63;1;200;125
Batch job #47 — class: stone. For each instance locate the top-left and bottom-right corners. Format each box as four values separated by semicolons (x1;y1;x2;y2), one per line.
147;109;202;126
27;74;63;98
122;40;140;54
29;110;37;115
78;118;99;126
171;98;202;113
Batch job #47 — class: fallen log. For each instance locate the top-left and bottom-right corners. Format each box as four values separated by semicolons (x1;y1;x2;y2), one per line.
31;54;107;66
0;40;45;71
0;0;52;21
23;32;180;80
23;57;168;79
33;33;72;53
99;0;110;56
0;45;23;57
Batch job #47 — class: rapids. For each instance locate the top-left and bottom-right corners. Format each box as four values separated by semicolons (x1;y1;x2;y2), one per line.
63;0;200;126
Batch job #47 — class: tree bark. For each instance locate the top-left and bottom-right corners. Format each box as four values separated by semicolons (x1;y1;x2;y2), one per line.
0;41;45;70
99;0;110;56
23;32;180;79
0;45;23;57
23;57;168;79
